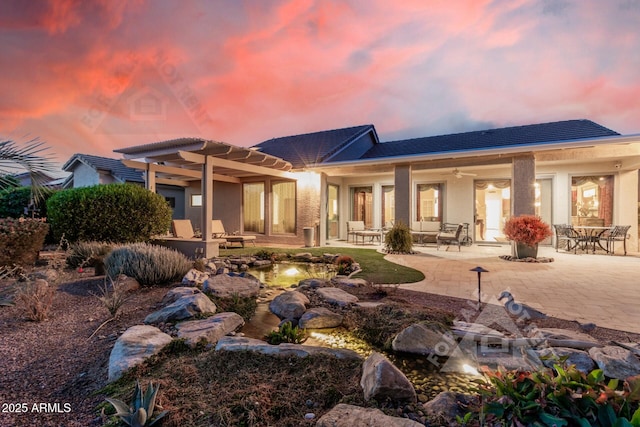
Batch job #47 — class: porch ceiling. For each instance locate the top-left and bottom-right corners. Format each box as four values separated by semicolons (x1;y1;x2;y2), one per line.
114;138;294;183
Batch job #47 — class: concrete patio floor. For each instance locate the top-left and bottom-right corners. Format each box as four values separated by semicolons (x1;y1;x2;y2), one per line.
326;240;640;335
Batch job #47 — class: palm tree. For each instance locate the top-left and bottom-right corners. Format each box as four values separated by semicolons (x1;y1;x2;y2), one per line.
0;137;58;206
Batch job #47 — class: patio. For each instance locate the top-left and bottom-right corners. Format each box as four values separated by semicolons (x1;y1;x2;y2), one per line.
325;239;640;334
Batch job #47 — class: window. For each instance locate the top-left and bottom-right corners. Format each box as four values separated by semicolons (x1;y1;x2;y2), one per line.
243;183;264;233
571;176;613;226
381;185;394;227
351;186;373;228
416;183;442;220
272;181;296;234
190;194;202;207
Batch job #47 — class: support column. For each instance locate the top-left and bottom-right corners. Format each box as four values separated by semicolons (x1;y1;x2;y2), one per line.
394;164;412;227
145;163;156;192
201;155;214;246
511;155;536;217
617;170;638;252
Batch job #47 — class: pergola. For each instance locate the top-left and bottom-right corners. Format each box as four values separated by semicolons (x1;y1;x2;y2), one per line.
114;138;294;256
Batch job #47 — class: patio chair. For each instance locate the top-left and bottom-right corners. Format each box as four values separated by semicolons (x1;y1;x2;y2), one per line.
603;225;631;255
172;219;197;238
553;224;587;254
346;221;366;243
436;223;464;251
212;219;257;248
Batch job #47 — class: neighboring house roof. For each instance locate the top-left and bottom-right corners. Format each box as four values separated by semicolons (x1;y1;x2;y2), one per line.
253;124;378;168
360;119;620;160
62;153;144;183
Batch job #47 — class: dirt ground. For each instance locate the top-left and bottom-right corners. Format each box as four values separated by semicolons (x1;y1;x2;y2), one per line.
1;266;638;427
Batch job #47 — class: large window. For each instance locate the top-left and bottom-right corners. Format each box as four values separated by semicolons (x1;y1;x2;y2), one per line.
351;186;373;228
571;176;613;226
416;183;442;220
272;181;296;234
243;182;264;233
381;185;394;227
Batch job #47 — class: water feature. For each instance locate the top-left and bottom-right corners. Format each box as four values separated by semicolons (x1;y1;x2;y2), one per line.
246;261;336;288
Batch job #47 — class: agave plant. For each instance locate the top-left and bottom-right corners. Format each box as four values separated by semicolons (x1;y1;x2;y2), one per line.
105;380;168;427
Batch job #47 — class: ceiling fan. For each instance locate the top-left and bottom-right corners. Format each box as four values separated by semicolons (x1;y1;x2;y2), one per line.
444;168;477;179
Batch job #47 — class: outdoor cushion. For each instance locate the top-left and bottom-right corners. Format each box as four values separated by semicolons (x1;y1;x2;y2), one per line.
172;220;196;238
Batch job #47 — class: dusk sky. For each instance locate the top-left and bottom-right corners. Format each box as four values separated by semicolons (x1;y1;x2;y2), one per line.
1;0;639;169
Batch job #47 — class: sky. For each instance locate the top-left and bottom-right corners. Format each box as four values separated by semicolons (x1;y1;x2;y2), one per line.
1;0;639;169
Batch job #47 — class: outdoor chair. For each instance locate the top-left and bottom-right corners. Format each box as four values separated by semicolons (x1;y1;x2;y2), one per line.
603;225;631;255
346;221;366;243
436;223;464;251
553;224;587;253
172;219;198;238
212;219;256;248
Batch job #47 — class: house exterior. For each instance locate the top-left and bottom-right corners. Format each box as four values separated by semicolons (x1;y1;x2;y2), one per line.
113;119;640;253
62;153;185;219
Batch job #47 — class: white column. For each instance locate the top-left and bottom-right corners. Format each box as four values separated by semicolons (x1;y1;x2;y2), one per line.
146;163;156;192
617;170;638;252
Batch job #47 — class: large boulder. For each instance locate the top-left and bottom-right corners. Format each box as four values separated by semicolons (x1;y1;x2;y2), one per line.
108;325;172;382
536;347;596;374
203;273;261;298
423;391;473;426
360;352;416;403
392;322;451;356
316;287;359;307
144;293;217;324
588;346;640;379
316;404;423;427
176;312;245;348
298;307;343;329
181;268;210;286
528;328;600;349
269;291;309;320
214;336;361;360
162;286;202;304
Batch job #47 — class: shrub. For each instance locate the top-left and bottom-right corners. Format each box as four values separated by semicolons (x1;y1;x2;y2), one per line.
46;183;172;243
16;279;55;322
0;186;56;219
66;241;114;273
210;293;257;321
334;255;356;275
92;275;131;318
265;321;307;344
384;221;413;254
104;243;192;287
0;218;49;267
503;214;552;247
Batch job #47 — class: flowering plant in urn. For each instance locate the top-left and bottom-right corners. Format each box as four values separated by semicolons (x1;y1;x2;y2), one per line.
503;215;552;247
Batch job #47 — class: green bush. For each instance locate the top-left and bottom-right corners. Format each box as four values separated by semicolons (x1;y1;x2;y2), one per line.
384;221;413;254
66;241;114;268
0;186;56;219
104;243;191;286
0;218;49;267
46;184;172;243
265;321;307;345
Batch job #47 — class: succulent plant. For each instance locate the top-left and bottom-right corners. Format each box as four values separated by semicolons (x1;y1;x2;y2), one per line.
105;380;168;427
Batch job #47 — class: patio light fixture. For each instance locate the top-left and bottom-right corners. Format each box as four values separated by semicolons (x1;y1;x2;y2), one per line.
469;266;489;306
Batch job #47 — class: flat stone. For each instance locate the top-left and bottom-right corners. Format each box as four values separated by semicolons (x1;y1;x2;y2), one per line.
203;273;261;298
588;345;640;379
298;278;330;289
269;291;309;320
316;287;359;307
108;325;172;382
331;277;368;287
392;322;451;356
316;404;423;427
536;347;595;373
423;391;472;426
162;286;202;304
181;268;209;286
361;352;416;403
144;293;216;324
528;328;600;348
354;301;385;309
475;348;543;371
176;312;245;348
452;321;505;338
298;307;343;329
214;336;361;360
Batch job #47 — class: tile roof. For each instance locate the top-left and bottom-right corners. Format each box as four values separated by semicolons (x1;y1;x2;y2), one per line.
63;153;144;183
253;124;375;168
360;119;619;160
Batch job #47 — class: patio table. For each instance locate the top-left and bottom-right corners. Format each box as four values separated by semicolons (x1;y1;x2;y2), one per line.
574;225;613;254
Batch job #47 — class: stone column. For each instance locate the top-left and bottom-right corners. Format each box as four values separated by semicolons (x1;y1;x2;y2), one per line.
511;155;536;217
145;163;156;193
201;156;214;245
394;164;412;227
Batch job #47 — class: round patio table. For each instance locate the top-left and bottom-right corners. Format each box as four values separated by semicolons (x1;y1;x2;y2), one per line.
573;225;613;253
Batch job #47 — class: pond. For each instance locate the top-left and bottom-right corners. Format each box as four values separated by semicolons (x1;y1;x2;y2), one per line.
246;261;336;288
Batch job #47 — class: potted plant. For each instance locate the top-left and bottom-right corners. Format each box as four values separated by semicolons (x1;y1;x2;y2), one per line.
503;215;552;259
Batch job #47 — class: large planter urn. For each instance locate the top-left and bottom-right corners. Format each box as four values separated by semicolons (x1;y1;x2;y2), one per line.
514;241;538;259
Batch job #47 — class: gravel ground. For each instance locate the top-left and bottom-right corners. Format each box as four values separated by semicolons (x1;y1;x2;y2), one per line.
1;268;638;427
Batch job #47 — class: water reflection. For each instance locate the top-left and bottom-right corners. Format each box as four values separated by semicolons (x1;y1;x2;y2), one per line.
246;262;336;288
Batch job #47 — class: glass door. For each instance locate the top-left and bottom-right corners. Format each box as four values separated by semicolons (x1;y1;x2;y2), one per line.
326;184;339;239
475;180;511;242
351;186;373;228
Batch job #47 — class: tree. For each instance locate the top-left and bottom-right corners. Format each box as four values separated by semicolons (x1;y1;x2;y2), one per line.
0;137;58;206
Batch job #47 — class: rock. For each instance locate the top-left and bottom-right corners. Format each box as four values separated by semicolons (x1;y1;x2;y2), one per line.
162;286;202;304
181;268;209;286
252;259;272;267
361;352;417;403
528;328;600;349
298;278;330;289
423;391;472;426
355;301;385;309
108;325;172;382
269;291;309;320
331;276;368;287
392;322;451;356
113;274;140;293
316;404;423;427
29;269;59;283
475;347;543;371
536;347;596;374
298;307;343;329
316;287;359;307
588;346;640;379
293;252;313;261
214;336;361;360
203;274;261;298
176;312;245;348
144;293;217;324
452;321;505;338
